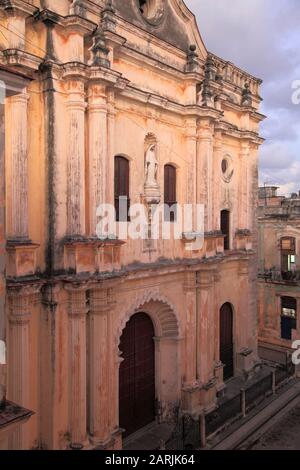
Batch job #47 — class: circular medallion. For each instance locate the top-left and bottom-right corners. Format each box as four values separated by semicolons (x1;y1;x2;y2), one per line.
136;0;165;26
221;155;234;183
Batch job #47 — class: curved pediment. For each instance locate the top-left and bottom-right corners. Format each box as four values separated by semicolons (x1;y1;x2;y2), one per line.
113;0;207;59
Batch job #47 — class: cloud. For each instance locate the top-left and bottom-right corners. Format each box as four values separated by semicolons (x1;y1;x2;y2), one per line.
185;0;300;196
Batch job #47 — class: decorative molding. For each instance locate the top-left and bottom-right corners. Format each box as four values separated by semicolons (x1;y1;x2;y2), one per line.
116;290;181;351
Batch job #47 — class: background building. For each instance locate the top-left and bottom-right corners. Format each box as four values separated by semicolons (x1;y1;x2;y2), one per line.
0;0;264;449
258;186;300;365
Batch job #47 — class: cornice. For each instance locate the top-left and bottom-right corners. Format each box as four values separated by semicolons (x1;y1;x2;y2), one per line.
61;61;127;89
0;0;38;17
215;120;264;144
35;9;97;35
222;99;266;121
0;48;43;76
116;43;204;82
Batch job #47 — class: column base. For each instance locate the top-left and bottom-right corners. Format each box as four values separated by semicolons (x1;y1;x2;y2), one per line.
236;348;256;379
63;237;125;274
89;428;123;450
235;229;252;251
182;380;217;416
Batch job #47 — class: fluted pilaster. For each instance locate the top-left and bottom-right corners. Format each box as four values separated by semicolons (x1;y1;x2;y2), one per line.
196;271;215;383
212;130;222;230
7;92;29;240
183;273;197;385
7;285;39;449
106;89;116;207
88;84;108;235
88;288;112;445
67;286;88;447
185;119;197;229
197;119;214;232
66;79;86;237
239;141;250;229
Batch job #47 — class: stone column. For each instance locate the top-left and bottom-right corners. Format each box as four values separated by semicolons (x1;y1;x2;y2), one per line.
185;119;197;229
7;286;35;449
67;286;88;448
196;271;214;383
184;273;197;385
7;92;29;241
239;141;250;229
106;89;116;208
236;262;255;375
197;119;214;232
87;84;108;235
212;130;222;231
66;78;86;237
237;263;249;349
88;288;111;446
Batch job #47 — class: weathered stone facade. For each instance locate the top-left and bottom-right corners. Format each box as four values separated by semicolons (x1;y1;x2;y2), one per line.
0;0;264;449
258;187;300;365
0;69;33;449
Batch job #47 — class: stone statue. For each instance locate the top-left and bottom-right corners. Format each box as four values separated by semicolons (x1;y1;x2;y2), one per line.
145;144;159;187
69;0;85;17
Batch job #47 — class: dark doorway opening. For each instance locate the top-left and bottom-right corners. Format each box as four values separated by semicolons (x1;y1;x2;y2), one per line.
221;210;230;251
220;303;234;380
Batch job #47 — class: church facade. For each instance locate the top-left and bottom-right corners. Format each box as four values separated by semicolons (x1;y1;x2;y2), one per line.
0;0;264;449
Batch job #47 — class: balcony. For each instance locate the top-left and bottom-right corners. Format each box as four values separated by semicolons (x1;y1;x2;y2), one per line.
259;268;300;284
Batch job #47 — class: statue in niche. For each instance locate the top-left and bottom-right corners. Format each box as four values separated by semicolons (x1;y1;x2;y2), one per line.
145;144;159;187
144;142;160;204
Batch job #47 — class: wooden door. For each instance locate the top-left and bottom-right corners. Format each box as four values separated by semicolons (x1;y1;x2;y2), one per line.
119;313;155;437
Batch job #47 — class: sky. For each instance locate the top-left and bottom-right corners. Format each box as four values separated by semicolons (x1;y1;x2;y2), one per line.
185;0;300;196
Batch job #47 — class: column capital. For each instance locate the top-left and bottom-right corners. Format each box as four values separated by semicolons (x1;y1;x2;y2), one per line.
183;272;197;293
8;283;41;325
9;91;29;104
196;270;215;288
89;287;115;315
67;287;88;318
0;0;37;18
240;140;250;155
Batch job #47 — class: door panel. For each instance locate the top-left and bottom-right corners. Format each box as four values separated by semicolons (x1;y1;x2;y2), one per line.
119;313;155;437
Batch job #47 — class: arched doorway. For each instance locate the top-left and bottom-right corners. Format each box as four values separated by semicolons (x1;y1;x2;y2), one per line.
119;313;155;437
220;303;234;380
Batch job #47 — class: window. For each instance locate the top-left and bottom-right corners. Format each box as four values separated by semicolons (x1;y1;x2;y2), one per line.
221;159;228;174
138;0;163;23
114;156;130;222
281;296;297;340
280;237;296;278
221;155;234;183
164;164;177;222
221;210;230;250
